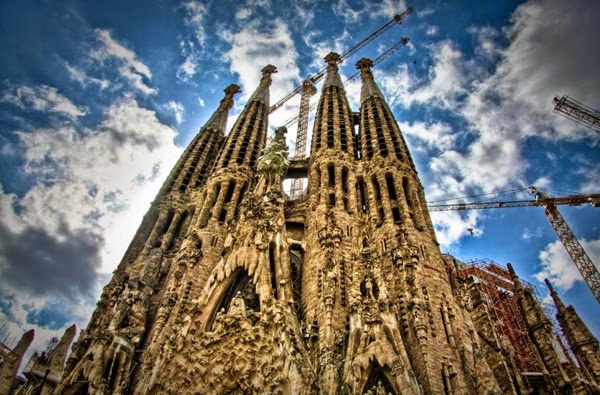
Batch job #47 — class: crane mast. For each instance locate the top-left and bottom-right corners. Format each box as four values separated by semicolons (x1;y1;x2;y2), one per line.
287;37;411;198
277;8;413;199
282;37;411;130
428;190;600;304
289;81;317;199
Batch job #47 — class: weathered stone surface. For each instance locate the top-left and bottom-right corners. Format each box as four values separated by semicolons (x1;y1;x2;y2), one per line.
50;58;599;395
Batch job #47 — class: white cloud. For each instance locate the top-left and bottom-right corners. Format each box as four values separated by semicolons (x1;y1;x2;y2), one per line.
431;210;483;250
534;238;600;291
573;154;600;194
0;93;181;356
167;101;185;124
376;0;600;225
235;7;252;20
177;54;198;81
522;226;542;240
332;0;408;23
198;97;205;107
182;1;208;45
65;64;110;90
398;120;457;151
92;29;156;95
12;95;181;269
221;18;301;133
425;26;438;36
2;84;86;119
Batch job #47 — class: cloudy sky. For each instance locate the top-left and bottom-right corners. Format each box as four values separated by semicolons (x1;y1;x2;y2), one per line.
1;0;599;362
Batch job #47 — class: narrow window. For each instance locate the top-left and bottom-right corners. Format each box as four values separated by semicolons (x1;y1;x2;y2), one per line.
403;177;413;208
357;178;367;213
392;207;401;223
328;164;335;188
316;168;321;188
168;211;189;250
328;193;336;207
233;182;247;220
372;176;382;205
218;208;227;222
269;241;278;300
224;181;236;204
385;173;397;200
341;167;349;193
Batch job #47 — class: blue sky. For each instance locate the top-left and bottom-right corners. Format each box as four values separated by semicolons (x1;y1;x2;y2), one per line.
1;0;599;361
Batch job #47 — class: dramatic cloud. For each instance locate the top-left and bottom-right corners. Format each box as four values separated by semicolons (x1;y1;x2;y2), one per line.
182;1;208;45
0;91;182;366
65;64;110;90
221;18;301;141
535;238;600;291
1;95;181;305
167;101;185;124
2;84;86;119
375;0;599;253
431;210;482;250
332;0;408;23
92;29;156;95
398;120;457;151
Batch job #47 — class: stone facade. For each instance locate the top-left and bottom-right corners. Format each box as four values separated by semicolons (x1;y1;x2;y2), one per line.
51;55;600;395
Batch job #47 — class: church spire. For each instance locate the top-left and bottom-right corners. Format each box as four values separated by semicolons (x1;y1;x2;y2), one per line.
203;83;241;133
356;58;386;103
248;64;277;105
323;52;344;89
545;278;600;385
545;278;567;314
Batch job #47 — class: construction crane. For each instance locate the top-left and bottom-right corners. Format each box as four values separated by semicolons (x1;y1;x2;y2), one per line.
428;188;600;304
269;8;413;115
282;36;411;131
274;8;413;199
553;95;600;134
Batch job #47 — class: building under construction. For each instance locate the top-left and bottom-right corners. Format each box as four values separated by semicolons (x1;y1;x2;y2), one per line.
2;6;600;394
443;255;600;393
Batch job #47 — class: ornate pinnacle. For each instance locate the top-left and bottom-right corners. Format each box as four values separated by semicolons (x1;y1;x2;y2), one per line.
260;64;278;86
324;52;342;65
356;58;375;80
220;84;241;111
324;52;342;73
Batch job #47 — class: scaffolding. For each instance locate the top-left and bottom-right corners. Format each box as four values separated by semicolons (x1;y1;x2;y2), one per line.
456;258;541;373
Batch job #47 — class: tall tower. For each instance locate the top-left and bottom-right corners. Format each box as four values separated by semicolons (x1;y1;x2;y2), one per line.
546;279;600;387
0;329;34;395
52;57;600;395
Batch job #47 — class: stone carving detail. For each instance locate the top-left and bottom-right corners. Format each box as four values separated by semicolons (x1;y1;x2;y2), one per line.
49;62;599;395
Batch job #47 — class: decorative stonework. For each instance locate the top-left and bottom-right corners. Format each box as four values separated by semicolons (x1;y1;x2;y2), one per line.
48;59;600;395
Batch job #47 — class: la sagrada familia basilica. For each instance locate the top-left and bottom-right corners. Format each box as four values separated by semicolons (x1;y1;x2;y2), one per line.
6;51;600;395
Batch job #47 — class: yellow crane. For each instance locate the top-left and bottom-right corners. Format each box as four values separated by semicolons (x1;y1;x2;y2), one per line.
428;188;600;303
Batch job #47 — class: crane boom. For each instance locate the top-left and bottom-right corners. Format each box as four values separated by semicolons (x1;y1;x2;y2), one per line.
553;95;600;134
427;194;599;211
428;191;600;304
269;7;413;114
